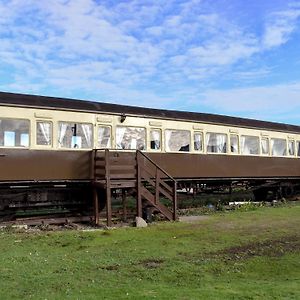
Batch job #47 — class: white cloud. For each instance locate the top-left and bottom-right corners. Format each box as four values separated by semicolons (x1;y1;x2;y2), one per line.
0;0;299;122
200;82;300;122
262;7;300;48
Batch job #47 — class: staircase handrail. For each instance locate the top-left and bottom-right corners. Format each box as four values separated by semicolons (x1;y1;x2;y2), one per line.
136;150;176;182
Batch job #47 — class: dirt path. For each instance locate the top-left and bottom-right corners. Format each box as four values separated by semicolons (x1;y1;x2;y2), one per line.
179;215;210;223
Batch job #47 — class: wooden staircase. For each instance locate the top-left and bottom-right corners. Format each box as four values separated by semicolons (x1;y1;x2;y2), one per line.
93;149;177;226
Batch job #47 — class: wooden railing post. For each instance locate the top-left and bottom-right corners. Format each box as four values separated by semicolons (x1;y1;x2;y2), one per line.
92;149;96;180
105;149;112;227
136;152;142;217
173;181;177;221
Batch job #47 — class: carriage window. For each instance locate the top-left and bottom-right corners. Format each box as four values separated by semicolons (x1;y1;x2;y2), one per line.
261;138;269;155
0;118;30;147
150;129;161;150
230;135;239;153
116;126;145;150
288;140;295;156
241;135;259;155
206;133;227;153
165;130;190;152
271;138;287;156
36;121;52;146
297;141;300;157
194;132;203;152
98;126;111;148
58;122;93;149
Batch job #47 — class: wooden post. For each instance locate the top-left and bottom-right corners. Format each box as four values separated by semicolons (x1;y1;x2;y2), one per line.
105;149;112;227
173;181;177;221
122;189;127;222
136;153;142;217
93;187;99;225
106;186;112;227
229;184;233;202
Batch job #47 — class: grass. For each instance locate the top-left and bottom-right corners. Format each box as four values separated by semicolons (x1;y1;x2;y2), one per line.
0;203;299;299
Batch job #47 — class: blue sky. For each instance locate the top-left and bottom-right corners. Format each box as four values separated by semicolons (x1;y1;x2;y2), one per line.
1;0;300;125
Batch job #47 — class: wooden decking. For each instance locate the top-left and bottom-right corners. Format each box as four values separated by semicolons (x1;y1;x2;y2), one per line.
92;149;177;226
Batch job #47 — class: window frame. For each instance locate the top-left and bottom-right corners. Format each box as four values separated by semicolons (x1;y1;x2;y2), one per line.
240;135;260;156
115;125;147;151
288;139;295;157
57;121;94;150
270;138;287;157
230;134;239;154
297;141;300;157
164;128;191;153
193;131;204;153
0;117;31;149
149;128;162;152
261;137;270;156
206;132;228;155
97;124;112;149
35;120;53;148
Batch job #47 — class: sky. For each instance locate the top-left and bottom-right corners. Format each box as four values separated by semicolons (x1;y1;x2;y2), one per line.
0;0;300;125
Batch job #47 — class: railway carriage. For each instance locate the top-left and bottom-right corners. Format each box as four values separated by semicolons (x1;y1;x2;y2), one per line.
0;92;300;224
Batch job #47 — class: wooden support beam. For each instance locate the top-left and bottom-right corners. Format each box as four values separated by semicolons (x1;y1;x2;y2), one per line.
173;181;178;221
106;186;112;227
122;189;127;222
105;149;112;227
93;187;99;225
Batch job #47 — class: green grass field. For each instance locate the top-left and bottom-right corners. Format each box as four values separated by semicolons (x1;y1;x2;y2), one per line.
0;204;299;300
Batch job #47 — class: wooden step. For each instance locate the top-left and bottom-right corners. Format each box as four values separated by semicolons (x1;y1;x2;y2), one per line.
140;186;173;221
110;180;136;188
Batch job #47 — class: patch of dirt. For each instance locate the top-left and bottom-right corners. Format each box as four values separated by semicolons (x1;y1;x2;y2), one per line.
216;235;300;260
99;264;120;271
138;258;164;269
179;215;210;223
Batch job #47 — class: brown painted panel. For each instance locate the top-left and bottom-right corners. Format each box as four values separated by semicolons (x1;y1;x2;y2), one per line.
148;153;300;179
0;149;92;181
1;149;300;182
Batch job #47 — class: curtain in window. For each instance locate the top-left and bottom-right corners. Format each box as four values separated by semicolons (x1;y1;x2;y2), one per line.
288;141;295;156
150;130;160;150
38;122;51;145
241;136;259;155
116;127;126;149
241;136;249;154
230;135;238;153
194;133;202;151
98;127;111;148
130;138;137;149
206;133;226;153
165;130;172;152
216;134;226;153
271;139;287;156
58;123;68;147
261;138;269;154
81;124;92;148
